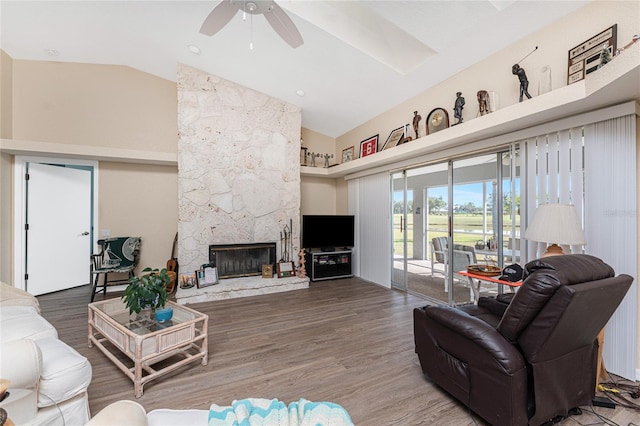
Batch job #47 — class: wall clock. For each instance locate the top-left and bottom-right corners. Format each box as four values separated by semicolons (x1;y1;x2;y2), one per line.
426;108;450;135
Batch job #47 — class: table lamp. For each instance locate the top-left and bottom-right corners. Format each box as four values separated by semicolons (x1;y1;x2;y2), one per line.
524;203;586;257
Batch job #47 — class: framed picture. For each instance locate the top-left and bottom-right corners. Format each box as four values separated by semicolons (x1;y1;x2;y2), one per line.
359;134;379;158
276;261;295;278
342;146;355;163
196;266;218;288
262;264;274;278
381;126;405;150
300;147;308;166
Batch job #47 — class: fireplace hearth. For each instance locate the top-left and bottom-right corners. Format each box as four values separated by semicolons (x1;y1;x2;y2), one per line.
209;243;277;279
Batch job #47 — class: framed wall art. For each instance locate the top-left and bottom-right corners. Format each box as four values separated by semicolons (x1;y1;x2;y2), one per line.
342;146;355;163
381;126;405;150
567;24;617;85
359;134;379;158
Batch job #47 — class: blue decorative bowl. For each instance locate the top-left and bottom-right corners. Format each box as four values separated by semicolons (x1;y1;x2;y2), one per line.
154;307;173;323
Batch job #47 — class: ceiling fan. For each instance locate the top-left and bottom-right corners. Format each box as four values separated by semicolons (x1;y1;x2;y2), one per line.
200;0;303;48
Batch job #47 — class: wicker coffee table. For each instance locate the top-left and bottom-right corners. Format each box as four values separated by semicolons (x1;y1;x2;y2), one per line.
88;299;208;397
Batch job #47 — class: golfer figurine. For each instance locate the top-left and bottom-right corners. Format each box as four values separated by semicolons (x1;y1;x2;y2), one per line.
453;92;465;125
412;111;422;138
512;64;532;102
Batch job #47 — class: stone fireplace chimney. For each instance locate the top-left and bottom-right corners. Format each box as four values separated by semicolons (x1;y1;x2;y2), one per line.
177;64;302;277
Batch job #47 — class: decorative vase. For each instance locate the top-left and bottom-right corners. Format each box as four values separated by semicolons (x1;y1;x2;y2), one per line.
154;307;173;323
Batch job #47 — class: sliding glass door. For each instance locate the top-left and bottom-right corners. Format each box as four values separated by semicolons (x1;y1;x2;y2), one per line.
391;146;520;305
391;171;408;291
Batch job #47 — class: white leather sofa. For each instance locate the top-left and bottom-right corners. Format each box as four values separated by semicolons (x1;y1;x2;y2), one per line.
0;282;92;425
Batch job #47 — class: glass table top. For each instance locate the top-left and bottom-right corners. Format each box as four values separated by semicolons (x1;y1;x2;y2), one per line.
92;300;200;336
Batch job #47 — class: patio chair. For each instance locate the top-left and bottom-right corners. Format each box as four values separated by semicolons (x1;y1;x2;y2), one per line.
90;237;141;302
430;237;447;277
430;237;476;292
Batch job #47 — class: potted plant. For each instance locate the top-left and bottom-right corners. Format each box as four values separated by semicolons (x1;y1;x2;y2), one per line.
122;267;172;322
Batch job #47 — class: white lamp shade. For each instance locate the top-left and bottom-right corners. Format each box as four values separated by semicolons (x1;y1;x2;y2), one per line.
524;203;587;245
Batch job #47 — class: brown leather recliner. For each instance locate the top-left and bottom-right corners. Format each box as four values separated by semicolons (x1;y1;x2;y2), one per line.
413;254;633;426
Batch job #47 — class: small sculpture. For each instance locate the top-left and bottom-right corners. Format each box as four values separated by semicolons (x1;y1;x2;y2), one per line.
322;153;334;168
297;248;307;278
412;111;422;138
597;43;612;69
477;90;490;116
453;92;465;125
512;64;532;102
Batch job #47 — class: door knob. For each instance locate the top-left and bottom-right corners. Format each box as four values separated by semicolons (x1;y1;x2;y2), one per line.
81;231;90;236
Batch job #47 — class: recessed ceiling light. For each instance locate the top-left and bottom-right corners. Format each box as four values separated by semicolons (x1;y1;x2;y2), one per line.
188;44;201;55
45;49;60;56
296;90;305;97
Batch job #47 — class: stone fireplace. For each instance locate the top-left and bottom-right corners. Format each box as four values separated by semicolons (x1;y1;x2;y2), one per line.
176;64;306;301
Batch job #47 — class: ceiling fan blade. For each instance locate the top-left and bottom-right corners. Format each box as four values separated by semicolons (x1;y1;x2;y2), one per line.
263;2;303;48
200;0;239;36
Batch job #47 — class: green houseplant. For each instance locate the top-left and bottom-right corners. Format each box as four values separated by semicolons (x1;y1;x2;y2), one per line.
122;267;170;316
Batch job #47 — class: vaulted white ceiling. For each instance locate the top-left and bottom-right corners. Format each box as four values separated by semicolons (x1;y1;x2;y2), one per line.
0;1;589;137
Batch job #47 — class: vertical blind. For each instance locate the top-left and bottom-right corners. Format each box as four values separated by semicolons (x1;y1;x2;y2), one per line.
584;115;637;380
348;172;391;286
522;114;637;379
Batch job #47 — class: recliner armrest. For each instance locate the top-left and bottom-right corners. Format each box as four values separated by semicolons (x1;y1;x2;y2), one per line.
416;306;526;374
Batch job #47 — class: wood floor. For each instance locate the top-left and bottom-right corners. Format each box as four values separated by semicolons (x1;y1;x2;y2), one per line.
37;279;638;425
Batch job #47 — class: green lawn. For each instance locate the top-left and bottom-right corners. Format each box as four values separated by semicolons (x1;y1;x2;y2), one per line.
393;213;520;256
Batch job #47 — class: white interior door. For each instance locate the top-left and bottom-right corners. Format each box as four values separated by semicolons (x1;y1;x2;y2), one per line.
26;162;92;295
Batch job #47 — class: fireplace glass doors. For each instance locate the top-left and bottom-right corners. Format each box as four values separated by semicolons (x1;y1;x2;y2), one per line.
208;243;277;279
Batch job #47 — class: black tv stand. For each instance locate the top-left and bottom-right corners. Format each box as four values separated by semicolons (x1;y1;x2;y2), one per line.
305;249;353;281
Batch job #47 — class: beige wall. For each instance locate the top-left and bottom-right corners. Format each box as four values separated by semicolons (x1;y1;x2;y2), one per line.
98;162;178;271
0;153;12;284
11;60;176;152
300;176;338;215
1;50;13;139
300;127;341;215
0;51;13;283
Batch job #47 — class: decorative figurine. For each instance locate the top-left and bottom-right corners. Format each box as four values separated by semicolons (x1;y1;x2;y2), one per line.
512;64;532;102
309;152;320;167
297;248;307;278
597;43;612;69
453;92;465;125
477;90;490;116
512;46;538;102
412;111;422;138
322;153;334;168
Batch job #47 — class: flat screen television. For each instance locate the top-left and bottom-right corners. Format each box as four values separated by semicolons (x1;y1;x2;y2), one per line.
302;215;355;251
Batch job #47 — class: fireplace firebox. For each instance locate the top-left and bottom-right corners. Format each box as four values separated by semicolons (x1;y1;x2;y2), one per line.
209;243;277;279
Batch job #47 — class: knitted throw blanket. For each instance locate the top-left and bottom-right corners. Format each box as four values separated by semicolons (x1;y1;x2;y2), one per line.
208;398;353;426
